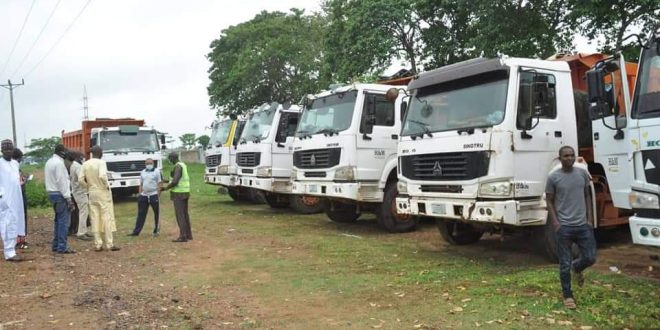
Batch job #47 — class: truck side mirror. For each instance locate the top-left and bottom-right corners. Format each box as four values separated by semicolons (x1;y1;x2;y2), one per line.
400;101;407;121
161;145;167;150
160;134;166;144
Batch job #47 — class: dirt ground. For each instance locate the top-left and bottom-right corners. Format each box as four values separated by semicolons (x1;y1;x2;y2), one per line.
0;210;657;329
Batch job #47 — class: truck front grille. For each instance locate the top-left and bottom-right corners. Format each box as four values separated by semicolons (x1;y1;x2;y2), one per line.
205;154;221;167
107;160;157;173
400;151;489;181
293;148;341;169
236;152;260;167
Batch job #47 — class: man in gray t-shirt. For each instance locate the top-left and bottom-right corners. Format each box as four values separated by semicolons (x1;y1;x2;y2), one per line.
128;158;162;236
545;146;596;309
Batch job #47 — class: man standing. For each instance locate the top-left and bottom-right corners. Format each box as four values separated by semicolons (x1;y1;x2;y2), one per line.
128;158;161;236
546;146;596;309
12;148;29;249
79;146;120;252
69;152;92;241
44;144;75;254
0;140;25;261
161;152;192;242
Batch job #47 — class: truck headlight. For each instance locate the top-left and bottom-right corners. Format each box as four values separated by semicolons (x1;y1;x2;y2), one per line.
629;191;660;209
334;166;356;181
397;180;408;194
256;166;272;177
479;181;511;197
217;165;229;174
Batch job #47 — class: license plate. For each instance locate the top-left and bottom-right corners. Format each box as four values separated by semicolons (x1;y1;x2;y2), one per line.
308;185;318;193
431;204;446;215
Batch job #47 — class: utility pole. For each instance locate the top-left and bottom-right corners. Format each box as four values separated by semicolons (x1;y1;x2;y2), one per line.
1;79;25;145
83;85;89;120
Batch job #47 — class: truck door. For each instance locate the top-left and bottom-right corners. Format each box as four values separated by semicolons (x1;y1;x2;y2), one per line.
512;70;567;198
356;92;398;181
273;111;300;177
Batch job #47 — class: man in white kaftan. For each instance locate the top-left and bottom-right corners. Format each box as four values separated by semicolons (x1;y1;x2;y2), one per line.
0;139;25;261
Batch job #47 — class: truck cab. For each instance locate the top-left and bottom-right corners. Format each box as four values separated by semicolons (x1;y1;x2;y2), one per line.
204;117;238;185
395;56;634;257
90;125;164;194
290;84;414;232
626;31;660;246
236;102;323;213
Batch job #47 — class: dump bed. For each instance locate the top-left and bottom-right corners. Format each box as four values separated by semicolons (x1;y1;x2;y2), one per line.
62;118;145;157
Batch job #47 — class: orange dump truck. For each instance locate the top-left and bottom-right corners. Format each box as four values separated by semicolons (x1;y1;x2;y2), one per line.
62;118;165;195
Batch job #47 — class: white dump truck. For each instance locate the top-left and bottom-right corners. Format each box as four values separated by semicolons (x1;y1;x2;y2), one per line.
236;102;324;213
290;83;415;232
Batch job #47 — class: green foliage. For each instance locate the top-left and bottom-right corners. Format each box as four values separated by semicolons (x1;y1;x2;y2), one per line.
207;9;328;117
178;133;197;150
25;180;49;208
25;136;61;160
196;135;210;149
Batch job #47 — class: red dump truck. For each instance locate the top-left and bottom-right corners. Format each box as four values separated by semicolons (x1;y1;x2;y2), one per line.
62;118;165;195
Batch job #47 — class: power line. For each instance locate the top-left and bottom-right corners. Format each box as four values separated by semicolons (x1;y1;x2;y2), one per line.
24;0;93;79
9;0;63;79
0;0;38;79
1;79;26;145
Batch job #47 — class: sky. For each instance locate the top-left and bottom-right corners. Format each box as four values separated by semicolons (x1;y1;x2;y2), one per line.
0;0;323;149
0;0;598;150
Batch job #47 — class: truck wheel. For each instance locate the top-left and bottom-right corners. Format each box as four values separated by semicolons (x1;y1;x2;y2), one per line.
264;193;290;209
227;187;241;201
377;183;417;233
437;221;483;245
247;188;266;204
290;195;324;214
325;201;360;223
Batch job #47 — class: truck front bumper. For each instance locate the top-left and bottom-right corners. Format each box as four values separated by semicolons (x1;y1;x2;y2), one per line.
395;196;546;226
108;178;140;189
291;181;382;202
628;215;660;247
240;177;292;194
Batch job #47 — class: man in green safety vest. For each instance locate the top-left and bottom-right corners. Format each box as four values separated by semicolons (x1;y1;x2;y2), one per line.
161;152;192;242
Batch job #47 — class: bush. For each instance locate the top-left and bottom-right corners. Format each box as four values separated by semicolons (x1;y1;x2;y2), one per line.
25;181;49;208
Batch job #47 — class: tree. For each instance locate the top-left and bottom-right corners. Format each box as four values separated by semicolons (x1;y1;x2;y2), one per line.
571;0;660;61
207;9;328;117
323;0;424;81
197;135;210;149
178;133;197;150
25;136;61;160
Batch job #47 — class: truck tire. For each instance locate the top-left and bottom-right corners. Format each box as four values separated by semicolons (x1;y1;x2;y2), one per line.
264;193;290;208
437;221;483;245
290;195;324;214
377;183;417;232
325;201;360;223
227;187;242;201
247;188;266;204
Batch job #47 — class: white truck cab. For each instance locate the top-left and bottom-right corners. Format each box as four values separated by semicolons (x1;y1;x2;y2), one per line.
91;125;163;194
204;117;237;185
290;83;415;232
236;102;323;213
395;56;633;258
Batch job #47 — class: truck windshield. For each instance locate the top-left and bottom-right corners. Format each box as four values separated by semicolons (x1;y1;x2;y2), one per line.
296;90;357;136
241;107;277;143
631;46;660;119
402;71;509;136
100;131;159;152
210;120;233;147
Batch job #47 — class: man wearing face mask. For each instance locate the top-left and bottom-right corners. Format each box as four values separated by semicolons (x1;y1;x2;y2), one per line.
79;146;120;252
128;158;162;236
160;152;192;242
44;144;76;254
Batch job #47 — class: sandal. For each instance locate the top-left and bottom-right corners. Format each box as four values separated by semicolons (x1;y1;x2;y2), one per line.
563;297;577;309
57;249;76;254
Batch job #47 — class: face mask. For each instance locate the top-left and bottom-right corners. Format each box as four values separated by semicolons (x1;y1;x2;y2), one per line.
145;164;154;170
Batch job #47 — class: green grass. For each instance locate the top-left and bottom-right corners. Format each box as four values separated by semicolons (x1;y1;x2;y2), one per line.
34;162;660;329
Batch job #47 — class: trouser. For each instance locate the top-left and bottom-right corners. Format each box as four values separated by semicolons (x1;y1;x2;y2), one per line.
0;207;17;260
173;197;192;240
48;193;70;252
132;194;160;235
69;200;79;236
72;192;89;236
557;224;597;298
89;191;115;249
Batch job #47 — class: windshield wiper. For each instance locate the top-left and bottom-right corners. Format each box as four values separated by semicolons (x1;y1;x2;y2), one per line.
457;125;491;135
239;138;247;145
317;128;339;136
296;130;312;140
407;120;433;139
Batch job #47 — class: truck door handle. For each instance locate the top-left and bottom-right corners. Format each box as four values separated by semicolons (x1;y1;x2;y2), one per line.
594;132;599;141
391;134;398;140
554;131;562;137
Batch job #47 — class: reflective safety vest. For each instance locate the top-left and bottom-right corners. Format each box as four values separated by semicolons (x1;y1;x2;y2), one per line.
171;162;190;193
